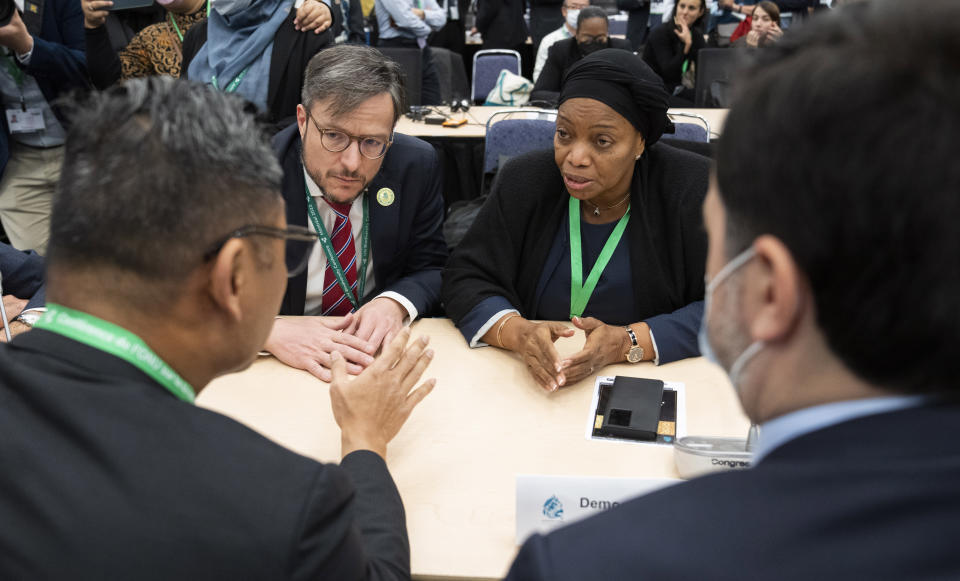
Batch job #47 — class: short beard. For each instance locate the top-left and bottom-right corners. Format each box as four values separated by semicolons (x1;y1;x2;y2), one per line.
299;149;366;206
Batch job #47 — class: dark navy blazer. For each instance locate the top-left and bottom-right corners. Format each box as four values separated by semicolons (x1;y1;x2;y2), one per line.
273;123;448;317
505;401;960;580
1;0;88;173
0;242;45;310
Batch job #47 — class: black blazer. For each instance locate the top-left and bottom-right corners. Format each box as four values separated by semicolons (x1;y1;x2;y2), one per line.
181;10;338;129
273;123;448;317
642;20;706;92
0;242;45;310
0;329;409;579
475;0;528;49
506;400;960;580
442;144;708;332
530;39;634;104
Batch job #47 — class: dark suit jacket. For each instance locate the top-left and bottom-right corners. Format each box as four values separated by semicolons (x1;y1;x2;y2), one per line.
443;144;708;363
0;242;45;310
530;39;633;104
0;329;410;579
506;401;960;580
475;0;528;50
273;123;448;317
642;21;706;93
0;0;88;174
181;10;338;129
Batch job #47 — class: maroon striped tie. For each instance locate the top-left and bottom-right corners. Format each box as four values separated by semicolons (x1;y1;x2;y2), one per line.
320;199;359;316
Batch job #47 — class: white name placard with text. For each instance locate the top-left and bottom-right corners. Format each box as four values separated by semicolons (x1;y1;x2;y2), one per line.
516;474;679;544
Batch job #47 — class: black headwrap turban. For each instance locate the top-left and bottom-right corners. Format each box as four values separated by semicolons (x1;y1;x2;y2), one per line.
559;48;673;146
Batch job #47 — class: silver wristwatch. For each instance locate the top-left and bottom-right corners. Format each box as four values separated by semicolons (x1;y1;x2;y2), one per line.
625;326;644;363
15;309;44;327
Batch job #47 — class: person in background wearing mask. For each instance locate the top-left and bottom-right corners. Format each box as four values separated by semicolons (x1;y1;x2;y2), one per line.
84;0;334;90
503;1;960;578
0;0;87;255
642;0;705;105
181;0;338;129
532;0;588;83
530;6;631;104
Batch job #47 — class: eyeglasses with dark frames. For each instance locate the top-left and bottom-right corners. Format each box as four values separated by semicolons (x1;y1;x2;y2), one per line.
204;225;318;278
306;111;394;160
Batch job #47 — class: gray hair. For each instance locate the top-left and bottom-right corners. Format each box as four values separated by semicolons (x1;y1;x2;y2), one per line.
49;76;284;297
301;45;407;124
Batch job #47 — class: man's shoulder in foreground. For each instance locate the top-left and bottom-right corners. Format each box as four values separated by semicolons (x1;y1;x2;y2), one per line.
507;401;960;581
0;331;369;580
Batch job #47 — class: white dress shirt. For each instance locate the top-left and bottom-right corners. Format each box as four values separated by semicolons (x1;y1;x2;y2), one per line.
302;169;418;321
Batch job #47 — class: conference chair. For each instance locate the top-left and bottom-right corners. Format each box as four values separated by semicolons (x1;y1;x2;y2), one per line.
482;108;558;192
608;14;628;36
472;49;522;104
694;48;741;108
431;47;470;103
666;111;711;143
377;46;423;106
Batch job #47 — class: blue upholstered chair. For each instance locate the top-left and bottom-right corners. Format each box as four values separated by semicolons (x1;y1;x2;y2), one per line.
472;49;522;104
666;111;712;143
482;109;558;192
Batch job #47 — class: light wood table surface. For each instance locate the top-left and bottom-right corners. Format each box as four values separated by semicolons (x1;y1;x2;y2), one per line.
198;318;749;580
395;106;729;140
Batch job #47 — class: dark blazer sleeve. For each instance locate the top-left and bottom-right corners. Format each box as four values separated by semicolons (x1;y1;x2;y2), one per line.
530;41;564;104
84;25;123;90
376;138;448;317
643;23;684;87
291;451;408;581
0;244;45;311
27;0;88;90
504;534;552;581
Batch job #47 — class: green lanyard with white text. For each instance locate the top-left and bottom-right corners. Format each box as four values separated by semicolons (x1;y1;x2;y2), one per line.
304;176;370;311
568;196;630;319
33;304;196;403
169;2;209;44
211;68;248;93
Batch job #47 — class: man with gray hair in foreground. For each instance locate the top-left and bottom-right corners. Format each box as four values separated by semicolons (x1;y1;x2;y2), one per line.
266;44;448;382
0;77;435;579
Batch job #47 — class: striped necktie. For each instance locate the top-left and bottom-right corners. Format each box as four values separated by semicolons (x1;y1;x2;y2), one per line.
320;199;359;316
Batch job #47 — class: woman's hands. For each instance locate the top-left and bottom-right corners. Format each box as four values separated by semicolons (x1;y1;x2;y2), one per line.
558;317;630;386
488;315;649;393
674;17;693;53
294;0;333;33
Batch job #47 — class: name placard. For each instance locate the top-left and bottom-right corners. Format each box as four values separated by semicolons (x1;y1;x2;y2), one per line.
516;474;678;544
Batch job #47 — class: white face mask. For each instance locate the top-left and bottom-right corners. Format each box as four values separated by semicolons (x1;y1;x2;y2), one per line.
213;0;254;16
698;246;765;392
566;9;580;30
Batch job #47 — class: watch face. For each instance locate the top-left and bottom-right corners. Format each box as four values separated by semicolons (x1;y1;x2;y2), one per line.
627;346;644;363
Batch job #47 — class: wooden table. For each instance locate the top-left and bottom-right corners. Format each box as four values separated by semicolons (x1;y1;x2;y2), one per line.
395;106;729;140
198;318;749;580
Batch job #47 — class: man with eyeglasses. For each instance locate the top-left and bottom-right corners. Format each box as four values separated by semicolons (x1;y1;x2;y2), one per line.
0;76;435;578
266;44;447;383
533;0;589;82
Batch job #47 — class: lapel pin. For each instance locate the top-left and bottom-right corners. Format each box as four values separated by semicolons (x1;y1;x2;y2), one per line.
376;187;395;207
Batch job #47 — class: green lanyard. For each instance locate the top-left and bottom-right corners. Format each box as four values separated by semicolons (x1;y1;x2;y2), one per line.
33;304;196;404
304;176;370;311
169;13;184;43
568;196;630;319
4;56;25;87
211;68;248;93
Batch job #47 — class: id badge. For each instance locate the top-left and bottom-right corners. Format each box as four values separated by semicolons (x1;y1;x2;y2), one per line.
5;108;46;133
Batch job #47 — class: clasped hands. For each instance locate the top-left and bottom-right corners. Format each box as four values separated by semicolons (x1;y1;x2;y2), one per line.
264;296;408;382
498;316;637;392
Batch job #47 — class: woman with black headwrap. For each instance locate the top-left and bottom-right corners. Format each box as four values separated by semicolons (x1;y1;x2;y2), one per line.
442;49;709;392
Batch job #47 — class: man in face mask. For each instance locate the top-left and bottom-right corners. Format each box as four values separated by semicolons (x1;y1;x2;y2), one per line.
530;6;631;104
532;0;588;82
505;1;960;579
